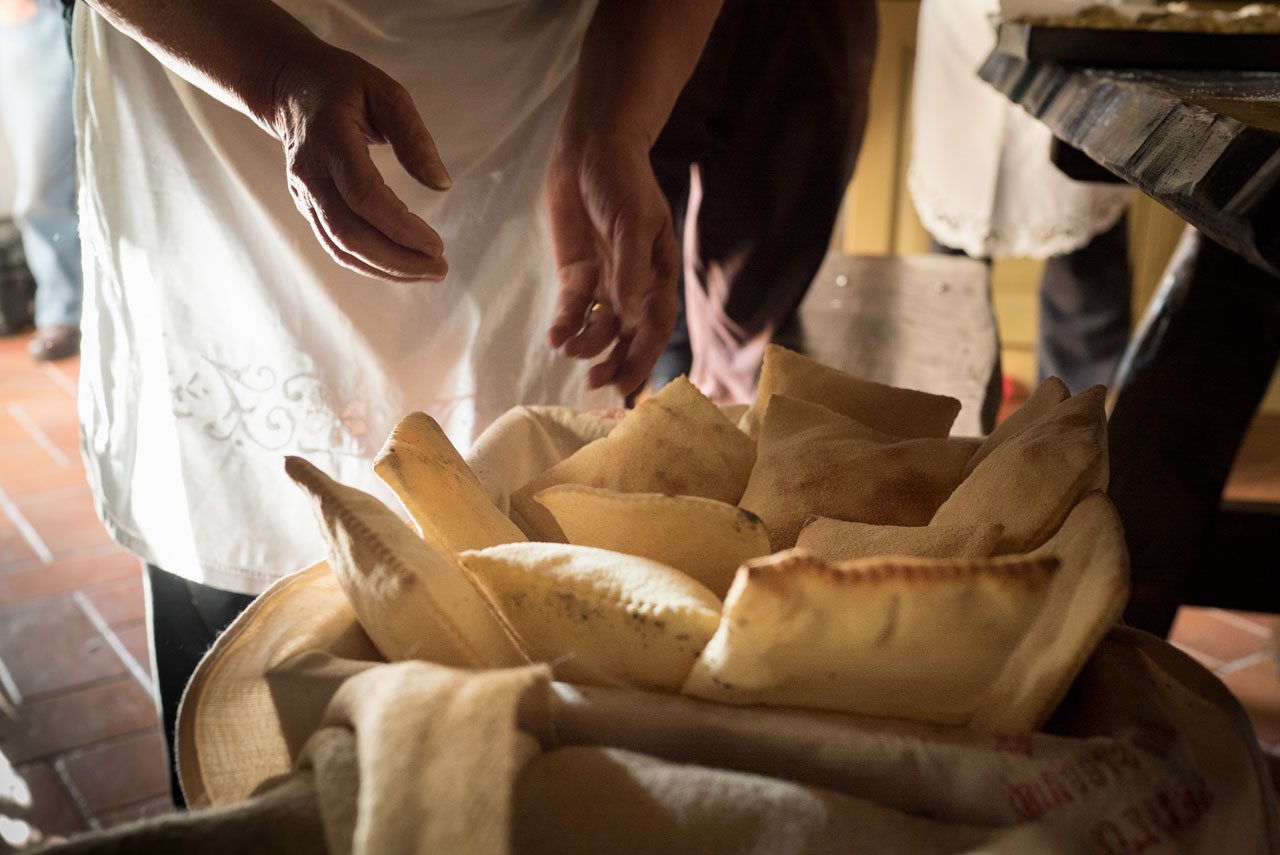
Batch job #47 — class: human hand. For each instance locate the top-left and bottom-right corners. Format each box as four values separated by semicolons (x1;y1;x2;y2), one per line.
545;132;679;394
268;46;452;282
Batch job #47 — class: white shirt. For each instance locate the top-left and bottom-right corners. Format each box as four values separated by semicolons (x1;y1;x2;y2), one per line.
909;0;1132;259
73;0;617;594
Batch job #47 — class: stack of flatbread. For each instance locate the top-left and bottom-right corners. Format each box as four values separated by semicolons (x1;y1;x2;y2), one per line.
286;345;1128;733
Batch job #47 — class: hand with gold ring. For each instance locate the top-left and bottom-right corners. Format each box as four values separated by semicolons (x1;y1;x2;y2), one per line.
544;132;679;394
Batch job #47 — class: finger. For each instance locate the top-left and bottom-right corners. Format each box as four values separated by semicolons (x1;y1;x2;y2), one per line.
368;84;452;190
548;260;601;348
610;288;678;395
587;335;630;390
329;124;445;257
299;201;421;283
609;209;673;333
605;216;678;389
564;302;621;359
546;171;606;348
305;174;448;280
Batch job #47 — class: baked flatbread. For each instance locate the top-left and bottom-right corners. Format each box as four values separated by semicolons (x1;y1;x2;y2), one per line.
795;517;1003;563
374;412;526;553
511;377;755;542
964;377;1069;477
739;396;973;550
285;456;527;668
739;345;961;440
461;543;722;692
682;550;1057;725
534;485;770;598
969;492;1130;732
930;386;1108;554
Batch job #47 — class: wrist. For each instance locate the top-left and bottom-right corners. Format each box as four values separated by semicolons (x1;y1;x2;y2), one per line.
553;119;653;170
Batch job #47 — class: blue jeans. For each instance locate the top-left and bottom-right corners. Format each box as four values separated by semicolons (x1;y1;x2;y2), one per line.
0;4;82;328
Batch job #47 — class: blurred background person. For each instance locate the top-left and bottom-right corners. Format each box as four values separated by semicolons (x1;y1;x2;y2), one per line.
649;0;877;404
0;0;82;360
910;0;1133;402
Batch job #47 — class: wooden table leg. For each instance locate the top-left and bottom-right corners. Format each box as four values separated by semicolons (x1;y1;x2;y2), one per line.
1110;228;1280;636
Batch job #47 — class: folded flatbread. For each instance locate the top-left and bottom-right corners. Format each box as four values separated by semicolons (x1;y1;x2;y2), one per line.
739;345;961;440
285;456;527;668
534;485;770;598
460;543;723;692
739;396;973;550
968;492;1130;732
795;517;1003;563
682;550;1057;725
930;386;1108;554
963;377;1070;477
511;377;755;542
374;411;526;553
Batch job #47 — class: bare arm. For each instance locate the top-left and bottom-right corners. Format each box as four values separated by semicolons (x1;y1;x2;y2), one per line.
82;0;450;282
546;0;723;394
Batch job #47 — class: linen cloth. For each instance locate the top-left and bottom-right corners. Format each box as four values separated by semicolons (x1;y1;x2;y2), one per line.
72;0;615;595
40;631;1280;854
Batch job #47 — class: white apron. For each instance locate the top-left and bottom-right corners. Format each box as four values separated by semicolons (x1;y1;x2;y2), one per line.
909;0;1133;259
73;0;616;594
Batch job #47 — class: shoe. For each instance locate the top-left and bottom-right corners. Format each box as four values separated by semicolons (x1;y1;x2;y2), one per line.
28;325;80;362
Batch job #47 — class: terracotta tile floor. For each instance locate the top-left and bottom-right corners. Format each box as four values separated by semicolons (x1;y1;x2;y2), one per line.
0;331;1277;848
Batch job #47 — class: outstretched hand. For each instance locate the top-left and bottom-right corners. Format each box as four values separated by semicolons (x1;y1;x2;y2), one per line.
269;47;452;282
545;133;680;395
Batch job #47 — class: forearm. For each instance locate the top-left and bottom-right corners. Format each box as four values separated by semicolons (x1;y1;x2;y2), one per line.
81;0;325;136
563;0;722;151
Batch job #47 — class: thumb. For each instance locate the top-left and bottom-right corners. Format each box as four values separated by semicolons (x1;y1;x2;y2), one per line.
369;84;452;191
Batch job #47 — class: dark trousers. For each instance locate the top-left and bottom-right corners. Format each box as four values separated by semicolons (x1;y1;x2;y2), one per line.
146;564;255;808
650;0;878;402
1036;214;1133;393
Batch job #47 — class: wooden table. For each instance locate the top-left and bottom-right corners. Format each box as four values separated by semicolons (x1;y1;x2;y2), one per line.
981;45;1280;636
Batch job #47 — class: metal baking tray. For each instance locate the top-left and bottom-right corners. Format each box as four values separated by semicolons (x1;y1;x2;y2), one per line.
996;20;1280;70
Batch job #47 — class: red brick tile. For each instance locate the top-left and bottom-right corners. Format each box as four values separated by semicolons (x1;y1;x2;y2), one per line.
61;730;169;814
113;622;152;678
6;396;79;431
1218;611;1278;635
95;795;173;830
49;356;79;388
0;458;89;497
1169;607;1269;666
43;424;83;462
0;412;31;447
0;524;38;567
0;678;158;764
83;576;145;627
0;549;139;607
1220;659;1280;746
7;762;89;843
0;597;127;699
0;373;63;402
0;331;34;353
0;435;49;473
15;487;113;559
